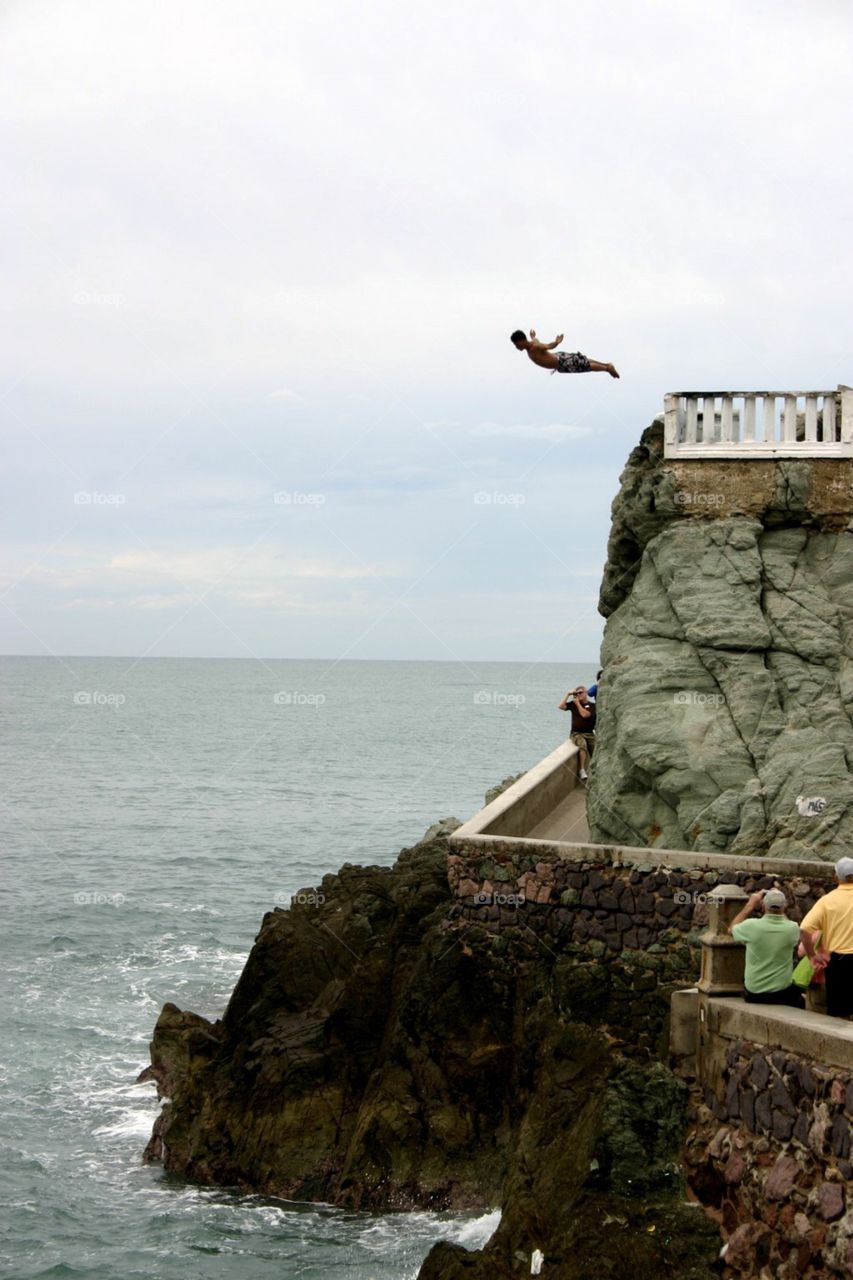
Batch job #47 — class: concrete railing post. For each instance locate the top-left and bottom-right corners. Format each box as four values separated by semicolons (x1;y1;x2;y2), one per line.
663;394;679;452
697;883;748;996
841;384;853;449
695;884;749;1093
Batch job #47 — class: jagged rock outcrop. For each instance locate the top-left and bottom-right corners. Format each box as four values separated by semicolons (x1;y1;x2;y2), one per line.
589;422;853;860
143;822;718;1278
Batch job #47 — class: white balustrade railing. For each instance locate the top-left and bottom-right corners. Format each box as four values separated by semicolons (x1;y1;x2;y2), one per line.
663;385;853;458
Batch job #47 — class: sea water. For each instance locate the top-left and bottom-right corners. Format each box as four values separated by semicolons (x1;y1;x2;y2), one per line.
1;655;593;1279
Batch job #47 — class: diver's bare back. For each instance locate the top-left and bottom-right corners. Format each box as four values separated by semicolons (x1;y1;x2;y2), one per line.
526;340;561;371
510;328;619;378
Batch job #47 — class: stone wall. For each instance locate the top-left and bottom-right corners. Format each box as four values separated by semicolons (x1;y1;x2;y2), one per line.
448;845;833;954
446;847;834;1057
686;1040;853;1277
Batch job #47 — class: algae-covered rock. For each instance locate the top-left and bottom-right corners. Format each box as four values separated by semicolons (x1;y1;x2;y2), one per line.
419;1053;719;1279
589;420;853;860
143;821;718;1276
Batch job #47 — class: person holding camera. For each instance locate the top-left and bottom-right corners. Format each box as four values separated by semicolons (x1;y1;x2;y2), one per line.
558;684;596;781
729;888;806;1008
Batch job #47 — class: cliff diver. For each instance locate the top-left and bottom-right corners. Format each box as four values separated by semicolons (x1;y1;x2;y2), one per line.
510;329;619;378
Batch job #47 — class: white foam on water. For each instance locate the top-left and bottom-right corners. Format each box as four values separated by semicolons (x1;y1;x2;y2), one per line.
92;1108;157;1139
355;1206;501;1258
450;1207;501;1247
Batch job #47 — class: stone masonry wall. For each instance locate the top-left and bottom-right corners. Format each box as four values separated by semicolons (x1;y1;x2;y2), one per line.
448;844;848;1269
448;845;833;953
446;846;834;1056
686;1040;853;1278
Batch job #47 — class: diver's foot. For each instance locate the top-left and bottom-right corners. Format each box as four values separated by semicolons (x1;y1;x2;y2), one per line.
609;364;620;379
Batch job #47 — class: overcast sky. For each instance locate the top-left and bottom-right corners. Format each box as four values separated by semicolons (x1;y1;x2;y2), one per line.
2;0;851;663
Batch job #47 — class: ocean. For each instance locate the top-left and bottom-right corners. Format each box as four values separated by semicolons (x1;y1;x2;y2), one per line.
1;655;594;1279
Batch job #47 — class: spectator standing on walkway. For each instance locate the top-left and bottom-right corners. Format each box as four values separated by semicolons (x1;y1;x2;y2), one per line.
800;858;853;1017
558;685;596;782
729;888;805;1008
588;670;603;700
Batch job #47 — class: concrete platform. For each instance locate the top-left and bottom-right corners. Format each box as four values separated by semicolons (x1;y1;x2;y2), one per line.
527;784;589;843
452;739;585;843
449;744;837;885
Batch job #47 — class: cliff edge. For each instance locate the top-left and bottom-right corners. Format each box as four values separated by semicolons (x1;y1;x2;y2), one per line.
589;421;853;859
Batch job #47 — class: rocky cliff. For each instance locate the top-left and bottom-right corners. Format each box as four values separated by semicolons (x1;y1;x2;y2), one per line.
142;820;718;1278
589;422;853;860
141;420;853;1276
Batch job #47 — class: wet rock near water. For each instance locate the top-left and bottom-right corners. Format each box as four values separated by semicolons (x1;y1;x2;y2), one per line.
143;824;719;1278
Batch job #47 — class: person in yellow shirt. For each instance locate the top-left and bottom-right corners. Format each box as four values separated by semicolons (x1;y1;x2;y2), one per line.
801;857;853;1018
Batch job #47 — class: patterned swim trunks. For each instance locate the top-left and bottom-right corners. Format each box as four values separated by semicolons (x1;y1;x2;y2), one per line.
555;351;591;374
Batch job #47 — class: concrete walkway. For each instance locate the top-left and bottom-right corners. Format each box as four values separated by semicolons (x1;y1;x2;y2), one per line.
527;784;589;843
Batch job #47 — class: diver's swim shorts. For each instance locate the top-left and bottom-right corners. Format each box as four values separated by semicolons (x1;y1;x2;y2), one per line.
555;351;591;374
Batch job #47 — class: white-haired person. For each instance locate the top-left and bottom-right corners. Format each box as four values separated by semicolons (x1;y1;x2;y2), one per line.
800;857;853;1018
729;887;806;1008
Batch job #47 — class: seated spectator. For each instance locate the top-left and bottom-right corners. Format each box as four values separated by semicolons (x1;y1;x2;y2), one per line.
558;684;596;781
729;888;806;1007
588;669;603;700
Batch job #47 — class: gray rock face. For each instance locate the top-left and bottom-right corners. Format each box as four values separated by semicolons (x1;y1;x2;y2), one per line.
588;422;853;859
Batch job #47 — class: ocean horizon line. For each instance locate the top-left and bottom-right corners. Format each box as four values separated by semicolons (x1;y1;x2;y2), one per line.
0;652;600;666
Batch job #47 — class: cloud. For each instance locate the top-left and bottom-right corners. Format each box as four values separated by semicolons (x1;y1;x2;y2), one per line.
0;542;391;604
127;593;192;610
139;478;271;508
107;548;377;586
266;389;305;404
470;423;593;443
1;0;851;658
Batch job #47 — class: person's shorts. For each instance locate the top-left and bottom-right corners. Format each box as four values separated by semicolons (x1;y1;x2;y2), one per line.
744;984;804;1009
571;732;595;755
556;351;591;374
825;953;853;1017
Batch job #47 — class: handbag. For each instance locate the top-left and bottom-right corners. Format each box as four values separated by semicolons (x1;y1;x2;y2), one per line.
792;955;814;988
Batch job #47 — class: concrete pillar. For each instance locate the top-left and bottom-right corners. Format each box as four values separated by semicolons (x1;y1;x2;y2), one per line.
663;394;679;453
669;987;699;1079
840;384;853;448
697;883;748;996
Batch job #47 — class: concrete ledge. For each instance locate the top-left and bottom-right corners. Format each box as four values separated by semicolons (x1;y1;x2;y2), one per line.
449;830;837;880
451;747;837;877
705;997;853;1072
452;739;580;841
